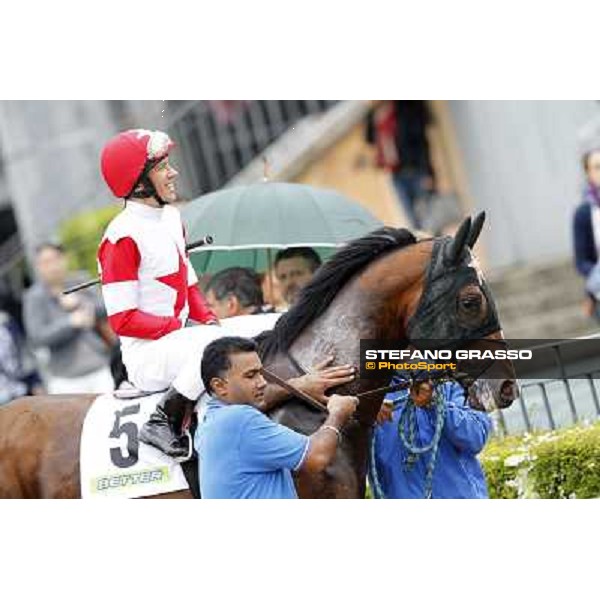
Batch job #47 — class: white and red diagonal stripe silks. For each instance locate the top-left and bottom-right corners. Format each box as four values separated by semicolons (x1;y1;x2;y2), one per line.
97;204;216;344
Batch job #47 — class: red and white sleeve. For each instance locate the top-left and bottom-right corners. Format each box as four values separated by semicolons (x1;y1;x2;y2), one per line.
98;237;181;339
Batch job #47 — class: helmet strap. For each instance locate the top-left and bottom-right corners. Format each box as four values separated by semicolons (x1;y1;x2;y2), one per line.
129;176;157;201
127;158;168;205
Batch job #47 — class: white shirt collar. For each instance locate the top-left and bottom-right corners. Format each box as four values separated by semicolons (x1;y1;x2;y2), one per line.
124;201;163;221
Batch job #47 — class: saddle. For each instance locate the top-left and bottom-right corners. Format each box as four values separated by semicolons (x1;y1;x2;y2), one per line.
121;382;201;498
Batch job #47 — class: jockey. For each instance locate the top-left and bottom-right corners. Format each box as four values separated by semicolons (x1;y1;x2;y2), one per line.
97;129;277;459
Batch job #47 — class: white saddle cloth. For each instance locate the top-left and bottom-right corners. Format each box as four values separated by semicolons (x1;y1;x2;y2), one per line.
80;391;190;499
80;313;282;498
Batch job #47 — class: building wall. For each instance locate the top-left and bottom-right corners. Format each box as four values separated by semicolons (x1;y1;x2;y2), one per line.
293;122;405;226
448;100;600;269
0;100;165;259
3;100;599;272
292;103;474;238
0;101;118;257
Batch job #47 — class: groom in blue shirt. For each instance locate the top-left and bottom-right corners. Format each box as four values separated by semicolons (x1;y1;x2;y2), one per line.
196;336;358;499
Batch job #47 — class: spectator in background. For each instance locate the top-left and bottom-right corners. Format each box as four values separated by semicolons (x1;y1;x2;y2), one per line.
366;101;435;230
0;295;43;406
274;247;322;307
205;267;274;319
573;148;600;320
0;280;27;333
369;377;492;499
23;242;113;394
261;268;286;313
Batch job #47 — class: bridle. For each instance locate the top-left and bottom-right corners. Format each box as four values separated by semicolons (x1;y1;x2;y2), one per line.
266;213;506;419
280;338;507;415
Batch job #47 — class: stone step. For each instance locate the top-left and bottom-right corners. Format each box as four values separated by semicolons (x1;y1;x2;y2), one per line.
483;260;594;339
500;304;598;339
487;261;580;296
493;284;585;320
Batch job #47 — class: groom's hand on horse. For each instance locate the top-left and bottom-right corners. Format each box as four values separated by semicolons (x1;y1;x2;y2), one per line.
258;357;356;413
292;356;357;405
326;394;359;419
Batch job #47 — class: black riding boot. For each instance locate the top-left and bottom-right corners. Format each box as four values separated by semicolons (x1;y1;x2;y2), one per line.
140;387;193;460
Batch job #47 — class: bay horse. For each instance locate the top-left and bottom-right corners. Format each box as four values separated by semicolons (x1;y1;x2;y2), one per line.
0;214;518;498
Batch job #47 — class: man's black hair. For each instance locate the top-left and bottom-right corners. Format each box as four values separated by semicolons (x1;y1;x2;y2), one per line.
201;336;258;394
274;247;322;273
206;267;264;309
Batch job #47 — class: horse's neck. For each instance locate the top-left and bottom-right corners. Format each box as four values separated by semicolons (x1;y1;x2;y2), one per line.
289;291;375;377
283;241;432;410
289;244;430;371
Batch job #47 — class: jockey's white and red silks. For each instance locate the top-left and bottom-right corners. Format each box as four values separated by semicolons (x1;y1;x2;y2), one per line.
98;202;216;343
97;202;221;397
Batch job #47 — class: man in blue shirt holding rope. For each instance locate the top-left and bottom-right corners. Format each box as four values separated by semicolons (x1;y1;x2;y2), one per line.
196;336;359;499
369;376;492;499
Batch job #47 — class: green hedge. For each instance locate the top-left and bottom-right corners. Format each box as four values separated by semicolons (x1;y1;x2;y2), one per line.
58;205;121;276
481;421;600;499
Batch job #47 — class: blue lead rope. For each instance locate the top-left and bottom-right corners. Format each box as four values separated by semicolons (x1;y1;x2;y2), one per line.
369;385;447;499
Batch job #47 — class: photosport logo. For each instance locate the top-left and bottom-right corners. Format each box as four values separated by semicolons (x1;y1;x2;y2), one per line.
358;338;600;381
363;348;462;374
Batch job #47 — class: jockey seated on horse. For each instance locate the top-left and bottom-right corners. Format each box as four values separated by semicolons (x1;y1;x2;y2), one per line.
98;129;224;459
97;130;356;461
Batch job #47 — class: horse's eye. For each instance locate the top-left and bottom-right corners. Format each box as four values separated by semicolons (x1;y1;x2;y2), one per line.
460;296;481;311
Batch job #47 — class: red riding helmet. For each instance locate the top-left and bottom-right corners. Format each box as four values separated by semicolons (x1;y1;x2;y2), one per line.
100;129;175;198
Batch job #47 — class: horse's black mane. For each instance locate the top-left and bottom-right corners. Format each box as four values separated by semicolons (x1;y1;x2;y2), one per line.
259;226;417;359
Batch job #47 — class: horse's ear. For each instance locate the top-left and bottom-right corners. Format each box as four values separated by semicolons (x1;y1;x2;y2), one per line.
467;211;486;248
445;216;472;264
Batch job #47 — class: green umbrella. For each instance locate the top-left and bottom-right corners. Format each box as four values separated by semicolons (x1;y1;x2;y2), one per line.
181;182;383;274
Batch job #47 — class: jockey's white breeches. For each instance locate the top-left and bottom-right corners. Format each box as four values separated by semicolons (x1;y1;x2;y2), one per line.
121;313;281;400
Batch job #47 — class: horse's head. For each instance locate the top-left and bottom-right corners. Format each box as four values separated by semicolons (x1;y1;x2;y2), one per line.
261;213;518;413
404;213;519;410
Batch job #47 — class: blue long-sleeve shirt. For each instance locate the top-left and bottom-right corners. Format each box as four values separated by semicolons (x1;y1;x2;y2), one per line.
370;381;492;499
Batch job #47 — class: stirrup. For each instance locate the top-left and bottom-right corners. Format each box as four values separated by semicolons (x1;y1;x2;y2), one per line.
174;430;194;463
170;429;194;464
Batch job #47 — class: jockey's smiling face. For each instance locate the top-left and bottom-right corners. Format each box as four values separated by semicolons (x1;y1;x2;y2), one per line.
210;351;267;407
148;156;179;203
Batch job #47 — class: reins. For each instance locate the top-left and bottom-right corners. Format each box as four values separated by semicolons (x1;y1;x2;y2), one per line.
368;384;447;499
260;366;412;414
